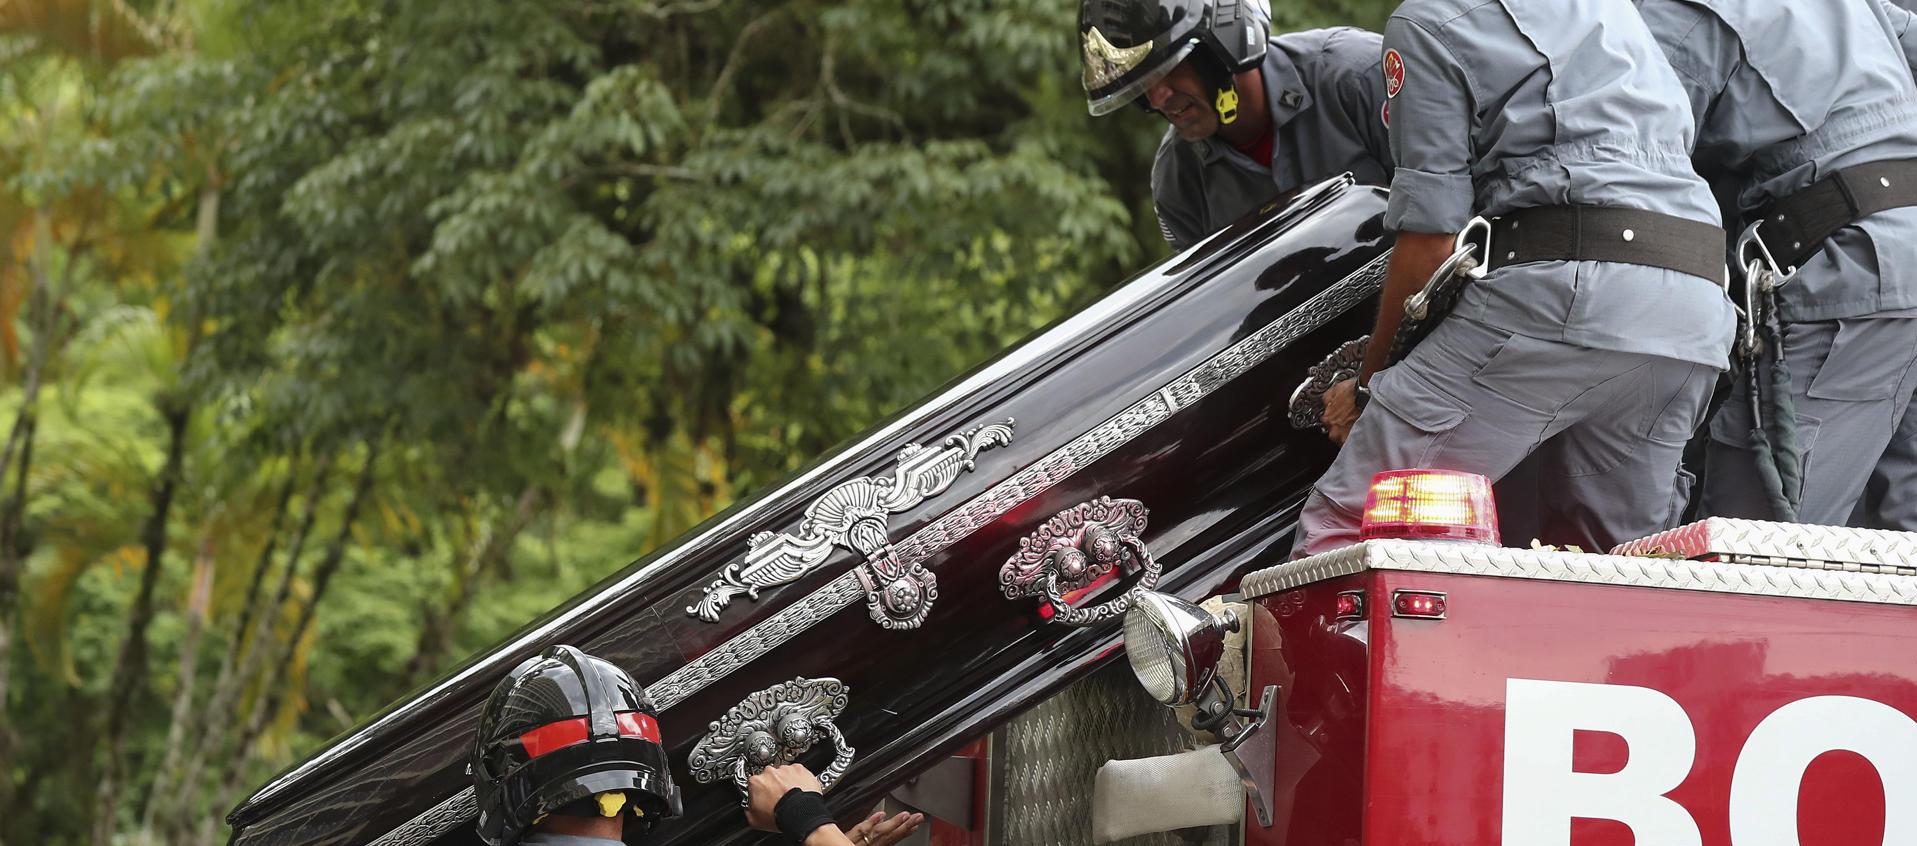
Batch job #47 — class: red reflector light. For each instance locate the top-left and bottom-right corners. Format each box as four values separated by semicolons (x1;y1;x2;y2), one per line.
520;711;662;758
1360;469;1499;545
1391;590;1447;619
1335;591;1365;620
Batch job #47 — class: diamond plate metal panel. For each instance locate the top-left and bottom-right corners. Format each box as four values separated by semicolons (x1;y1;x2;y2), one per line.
1611;518;1917;573
1242;538;1917;607
992;662;1237;846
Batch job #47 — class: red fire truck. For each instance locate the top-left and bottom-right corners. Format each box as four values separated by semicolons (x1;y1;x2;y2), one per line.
1118;468;1917;846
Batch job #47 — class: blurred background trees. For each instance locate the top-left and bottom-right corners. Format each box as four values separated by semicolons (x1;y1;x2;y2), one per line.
0;0;1393;842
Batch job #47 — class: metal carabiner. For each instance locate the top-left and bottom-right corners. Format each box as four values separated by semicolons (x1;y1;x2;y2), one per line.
1405;216;1492;320
1739;258;1766;358
1734;219;1797;292
1453;215;1493;281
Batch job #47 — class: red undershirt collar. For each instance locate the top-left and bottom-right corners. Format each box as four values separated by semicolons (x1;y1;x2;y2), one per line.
1231;123;1276;169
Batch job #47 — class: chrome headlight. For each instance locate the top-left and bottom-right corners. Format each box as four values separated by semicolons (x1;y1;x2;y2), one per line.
1123;591;1239;706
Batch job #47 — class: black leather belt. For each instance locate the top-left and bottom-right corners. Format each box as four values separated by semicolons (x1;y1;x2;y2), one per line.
1755;158;1917;271
1481;205;1727;283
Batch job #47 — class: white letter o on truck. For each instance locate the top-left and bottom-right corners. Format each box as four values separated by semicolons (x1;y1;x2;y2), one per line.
1501;679;1703;846
1728;695;1917;846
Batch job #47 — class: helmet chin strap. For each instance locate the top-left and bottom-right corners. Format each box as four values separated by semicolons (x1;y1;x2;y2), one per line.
1214;83;1240;125
597;792;628;818
1190;51;1240;126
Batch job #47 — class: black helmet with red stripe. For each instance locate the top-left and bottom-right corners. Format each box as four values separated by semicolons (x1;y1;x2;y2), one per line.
472;645;682;845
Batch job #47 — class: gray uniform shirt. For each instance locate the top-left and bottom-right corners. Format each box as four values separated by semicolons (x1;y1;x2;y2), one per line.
1384;0;1735;368
1637;0;1917;322
1151;27;1394;250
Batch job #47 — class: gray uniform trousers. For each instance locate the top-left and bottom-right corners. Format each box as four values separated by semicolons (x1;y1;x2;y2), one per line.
1703;317;1917;528
1859;380;1917;528
1292;315;1714;558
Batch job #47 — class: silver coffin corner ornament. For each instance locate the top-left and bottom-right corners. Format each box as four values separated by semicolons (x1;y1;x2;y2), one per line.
688;419;1016;629
688;677;855;804
998;496;1160;626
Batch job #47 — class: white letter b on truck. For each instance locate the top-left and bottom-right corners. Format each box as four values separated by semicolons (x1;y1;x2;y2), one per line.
1501;679;1703;846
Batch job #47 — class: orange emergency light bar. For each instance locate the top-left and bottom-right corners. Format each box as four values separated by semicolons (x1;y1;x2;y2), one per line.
1360;469;1499;545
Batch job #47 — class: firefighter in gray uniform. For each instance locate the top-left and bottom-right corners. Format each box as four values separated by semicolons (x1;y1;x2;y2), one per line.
1885;0;1917;69
1873;0;1917;531
1078;0;1394;251
1633;0;1917;530
1291;0;1736;557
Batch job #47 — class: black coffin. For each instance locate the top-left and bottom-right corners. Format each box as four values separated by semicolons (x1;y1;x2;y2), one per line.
224;175;1393;846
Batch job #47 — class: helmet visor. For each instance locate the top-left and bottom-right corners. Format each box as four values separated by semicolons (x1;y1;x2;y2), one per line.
1086;39;1196;116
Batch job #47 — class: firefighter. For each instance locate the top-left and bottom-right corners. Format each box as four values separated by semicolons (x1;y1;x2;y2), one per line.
471;645;682;846
1863;0;1917;531
1078;0;1393;251
471;645;920;846
1885;0;1917;68
1291;0;1735;557
1630;0;1917;530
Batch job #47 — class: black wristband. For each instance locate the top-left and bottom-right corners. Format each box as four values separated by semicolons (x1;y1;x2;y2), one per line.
773;788;833;844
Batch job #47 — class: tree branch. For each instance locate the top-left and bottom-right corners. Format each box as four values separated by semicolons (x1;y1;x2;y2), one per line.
163;460;329;843
704;10;782;129
91;396;191;846
135;533;216;846
631;0;729;19
401;484;542;686
204;441;381;840
601;163;705;182
0;412;34;833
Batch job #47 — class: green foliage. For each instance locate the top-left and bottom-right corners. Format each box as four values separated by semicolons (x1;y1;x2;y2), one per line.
0;0;1403;843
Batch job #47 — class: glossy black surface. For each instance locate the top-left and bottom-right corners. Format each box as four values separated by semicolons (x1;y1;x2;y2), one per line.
225;177;1392;846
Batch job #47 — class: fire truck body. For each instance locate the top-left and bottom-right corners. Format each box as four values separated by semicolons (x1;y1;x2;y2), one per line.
1226;521;1917;846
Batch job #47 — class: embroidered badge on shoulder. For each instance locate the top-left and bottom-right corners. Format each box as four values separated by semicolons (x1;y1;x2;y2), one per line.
1383;48;1405;99
1381;100;1390;128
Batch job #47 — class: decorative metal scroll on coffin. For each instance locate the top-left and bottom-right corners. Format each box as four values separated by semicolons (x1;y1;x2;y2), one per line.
999;497;1160;626
688;677;855;804
1287;336;1366;430
688;419;1015;629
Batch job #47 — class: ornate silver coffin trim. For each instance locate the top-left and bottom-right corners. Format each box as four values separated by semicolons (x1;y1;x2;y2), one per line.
1240;538;1917;607
688;677;855;804
689;420;1015;623
357;251;1389;846
366;789;476;846
999;497;1159;626
648;251;1386;707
